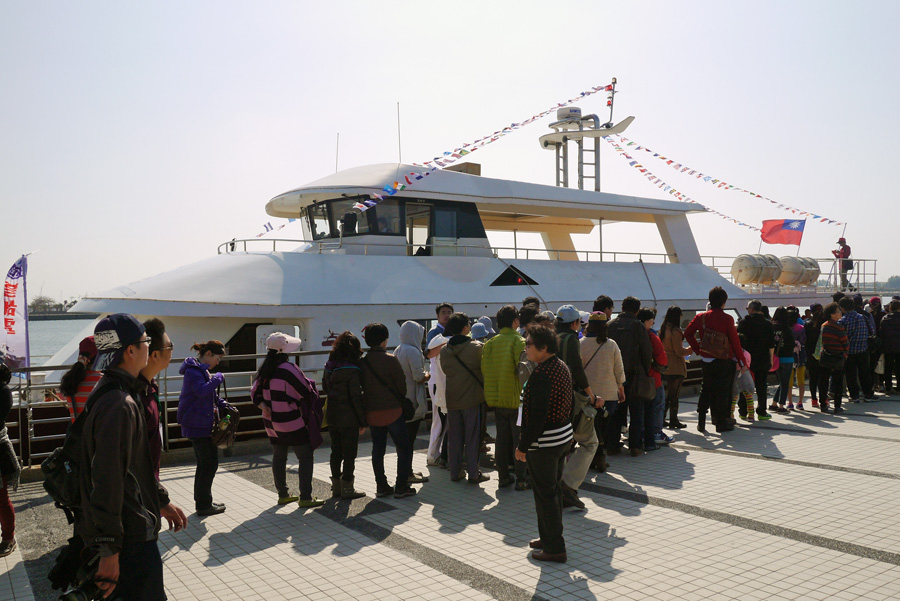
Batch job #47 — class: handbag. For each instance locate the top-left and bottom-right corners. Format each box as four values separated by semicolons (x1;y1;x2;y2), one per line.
572;397;597;443
635;371;657;401
819;350;845;371
362;358;416;420
875;354;885;375
210;379;240;448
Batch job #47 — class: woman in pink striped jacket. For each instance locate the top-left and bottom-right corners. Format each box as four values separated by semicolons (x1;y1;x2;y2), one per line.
251;332;325;508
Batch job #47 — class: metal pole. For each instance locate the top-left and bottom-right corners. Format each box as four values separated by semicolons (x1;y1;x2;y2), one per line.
335;133;340;173
397;102;402;163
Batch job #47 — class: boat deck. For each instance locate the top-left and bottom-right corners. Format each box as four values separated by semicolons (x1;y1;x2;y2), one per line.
5;390;900;600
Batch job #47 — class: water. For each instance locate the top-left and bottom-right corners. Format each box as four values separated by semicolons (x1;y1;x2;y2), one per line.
27;318;95;365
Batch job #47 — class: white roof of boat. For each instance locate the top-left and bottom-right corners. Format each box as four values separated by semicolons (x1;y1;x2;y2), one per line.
266;163;703;222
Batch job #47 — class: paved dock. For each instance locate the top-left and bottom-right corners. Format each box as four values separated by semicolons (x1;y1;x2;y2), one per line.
4;392;900;600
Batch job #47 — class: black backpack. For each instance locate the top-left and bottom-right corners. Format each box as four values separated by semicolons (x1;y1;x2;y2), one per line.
41;380;122;524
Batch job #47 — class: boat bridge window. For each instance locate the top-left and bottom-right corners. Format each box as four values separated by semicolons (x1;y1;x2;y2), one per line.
308;203;330;240
330;198;371;236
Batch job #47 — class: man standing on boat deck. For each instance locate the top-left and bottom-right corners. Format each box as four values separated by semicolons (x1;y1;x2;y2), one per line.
441;312;489;484
832;238;854;291
605;297;652;456
427;302;454;346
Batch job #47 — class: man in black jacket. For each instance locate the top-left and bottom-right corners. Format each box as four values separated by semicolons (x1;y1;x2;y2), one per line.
737;300;775;420
77;314;184;600
605;297;652;456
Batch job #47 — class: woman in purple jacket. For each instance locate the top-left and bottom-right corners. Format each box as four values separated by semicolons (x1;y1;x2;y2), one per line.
178;340;230;516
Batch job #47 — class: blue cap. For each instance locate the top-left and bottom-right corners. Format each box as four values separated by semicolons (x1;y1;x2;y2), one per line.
556;305;582;324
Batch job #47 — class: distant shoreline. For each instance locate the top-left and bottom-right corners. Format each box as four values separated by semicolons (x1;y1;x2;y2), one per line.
28;312;99;321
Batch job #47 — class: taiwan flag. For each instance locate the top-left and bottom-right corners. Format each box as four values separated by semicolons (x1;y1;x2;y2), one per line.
760;219;806;246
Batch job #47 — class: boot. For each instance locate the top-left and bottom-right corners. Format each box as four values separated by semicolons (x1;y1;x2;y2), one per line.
340;477;366;500
697;412;706;433
330;477;342;499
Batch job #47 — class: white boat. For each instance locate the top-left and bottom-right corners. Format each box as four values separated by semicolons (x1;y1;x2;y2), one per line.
49;119;845;380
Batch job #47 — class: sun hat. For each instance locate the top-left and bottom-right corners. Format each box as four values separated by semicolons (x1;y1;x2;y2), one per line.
266;332;303;353
427;334;448;351
470;323;489;340
476;316;496;335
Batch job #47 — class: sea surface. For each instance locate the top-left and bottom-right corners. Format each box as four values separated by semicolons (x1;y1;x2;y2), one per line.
27;318;95;365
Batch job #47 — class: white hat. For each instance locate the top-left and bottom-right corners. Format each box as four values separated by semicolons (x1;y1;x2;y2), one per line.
266;332;302;353
427;334;448;350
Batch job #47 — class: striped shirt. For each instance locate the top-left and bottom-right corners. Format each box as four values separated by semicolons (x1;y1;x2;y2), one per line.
820;321;849;356
251;361;320;446
518;356;573;450
67;370;103;422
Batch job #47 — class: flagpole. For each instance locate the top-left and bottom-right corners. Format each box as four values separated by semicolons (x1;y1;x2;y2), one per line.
21;255;31;377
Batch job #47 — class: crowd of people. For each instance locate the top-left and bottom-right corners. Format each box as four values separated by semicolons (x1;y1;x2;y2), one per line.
34;284;900;596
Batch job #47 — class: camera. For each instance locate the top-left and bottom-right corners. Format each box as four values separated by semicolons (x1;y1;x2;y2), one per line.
59;551;103;601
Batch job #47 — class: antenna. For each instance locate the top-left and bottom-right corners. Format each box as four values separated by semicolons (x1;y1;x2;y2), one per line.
397;102;402;163
335;133;340;173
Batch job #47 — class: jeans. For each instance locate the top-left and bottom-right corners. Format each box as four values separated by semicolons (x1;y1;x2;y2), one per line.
664;375;685;424
773;362;794;406
817;365;844;409
526;443;568;555
272;442;313;499
844;352;871;399
884;352;900;391
109;540;166;601
447;405;482;480
644;385;665;446
189;437;218;510
0;476;13;541
494;407;527;483
329;426;360;481
699;359;736;425
807;356;820;401
750;366;770;414
371;414;412;488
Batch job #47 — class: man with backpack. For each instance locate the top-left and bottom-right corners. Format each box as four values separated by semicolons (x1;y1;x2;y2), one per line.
77;314;185;600
685;288;747;433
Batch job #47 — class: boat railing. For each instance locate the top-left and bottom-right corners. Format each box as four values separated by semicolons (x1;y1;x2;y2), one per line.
9;349;348;468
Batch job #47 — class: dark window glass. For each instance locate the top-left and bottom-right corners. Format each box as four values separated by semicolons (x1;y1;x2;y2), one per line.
371;199;404;235
329;198;371;236
307;203;331;240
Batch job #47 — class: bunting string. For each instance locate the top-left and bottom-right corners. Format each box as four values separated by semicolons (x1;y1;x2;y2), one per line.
252;81;617;235
605;137;760;232
614;134;844;226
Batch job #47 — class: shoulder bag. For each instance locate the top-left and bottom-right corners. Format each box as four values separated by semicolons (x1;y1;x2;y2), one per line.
211;378;240;449
700;313;732;360
561;334;596;442
362;358;415;420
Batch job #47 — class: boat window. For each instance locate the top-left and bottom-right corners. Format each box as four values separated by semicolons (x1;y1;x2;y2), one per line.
307;203;331;240
434;208;457;238
371;199;404;235
329;198;371;236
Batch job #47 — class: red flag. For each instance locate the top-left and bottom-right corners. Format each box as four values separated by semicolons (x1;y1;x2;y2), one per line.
760;219;806;245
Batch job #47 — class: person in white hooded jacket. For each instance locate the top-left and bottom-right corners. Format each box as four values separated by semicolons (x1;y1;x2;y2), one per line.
426;334;448;466
392;320;430;484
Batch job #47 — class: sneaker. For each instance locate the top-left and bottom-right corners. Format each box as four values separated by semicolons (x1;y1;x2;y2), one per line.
775;405;789;414
744;413;755;422
277;495;300;505
849;397;862;403
786;402;795;411
758;413;772;421
408;472;429;484
426;457;442;466
654;433;673;445
514;480;532;491
393;486;418;499
819;401;831;413
811;399;819;408
376;483;395;497
796;403;804;411
768;404;779;412
197;502;226;516
0;538;16;558
833;407;845;414
297;497;325;508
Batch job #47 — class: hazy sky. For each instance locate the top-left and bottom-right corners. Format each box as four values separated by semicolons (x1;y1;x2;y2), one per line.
2;1;898;301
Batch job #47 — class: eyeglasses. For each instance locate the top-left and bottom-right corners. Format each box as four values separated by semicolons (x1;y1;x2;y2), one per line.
160;344;175;351
137;337;152;346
